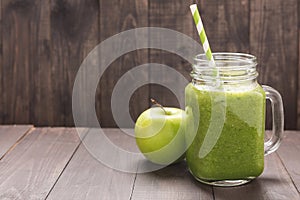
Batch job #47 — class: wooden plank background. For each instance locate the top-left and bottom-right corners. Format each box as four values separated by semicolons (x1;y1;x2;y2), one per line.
0;127;299;199
0;0;298;129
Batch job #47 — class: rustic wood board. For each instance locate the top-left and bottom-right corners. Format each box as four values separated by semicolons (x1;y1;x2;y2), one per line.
0;128;86;199
0;128;298;199
213;153;299;200
0;0;2;123
30;0;53;126
131;162;214;200
199;0;250;53
50;0;100;126
0;0;299;129
277;131;300;193
97;0;149;128
250;0;298;129
0;125;32;160
47;129;137;200
148;0;194;109
298;31;300;128
1;0;40;124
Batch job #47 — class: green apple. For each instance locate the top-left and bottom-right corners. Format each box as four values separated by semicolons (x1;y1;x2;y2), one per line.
134;106;186;165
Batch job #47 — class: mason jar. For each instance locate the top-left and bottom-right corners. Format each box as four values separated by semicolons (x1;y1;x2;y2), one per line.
185;52;284;186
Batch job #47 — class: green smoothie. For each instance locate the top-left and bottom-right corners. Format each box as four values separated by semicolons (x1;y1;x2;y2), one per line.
185;83;266;181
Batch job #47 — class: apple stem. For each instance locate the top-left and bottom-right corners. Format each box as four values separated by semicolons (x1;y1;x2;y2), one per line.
150;98;168;115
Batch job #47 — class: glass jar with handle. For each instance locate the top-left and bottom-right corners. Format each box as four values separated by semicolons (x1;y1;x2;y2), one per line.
185;52;284;187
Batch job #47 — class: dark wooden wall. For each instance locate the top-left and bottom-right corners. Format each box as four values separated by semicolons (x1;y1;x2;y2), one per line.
0;0;298;129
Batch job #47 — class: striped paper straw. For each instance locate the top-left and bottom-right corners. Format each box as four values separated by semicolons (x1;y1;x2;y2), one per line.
190;4;220;83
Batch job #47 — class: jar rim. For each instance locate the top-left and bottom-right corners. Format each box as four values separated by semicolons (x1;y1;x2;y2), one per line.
194;52;257;65
191;52;258;85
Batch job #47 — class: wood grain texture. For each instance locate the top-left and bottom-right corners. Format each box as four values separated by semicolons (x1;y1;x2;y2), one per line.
32;0;53;126
0;0;299;128
1;0;40;124
131;162;214;200
97;0;149;128
0;125;32;159
47;129;137;200
198;0;250;53
250;0;298;130
214;153;300;200
0;128;299;199
50;0;99;126
148;0;194;109
0;0;2;123
0;128;86;199
298;29;300;128
277;131;300;193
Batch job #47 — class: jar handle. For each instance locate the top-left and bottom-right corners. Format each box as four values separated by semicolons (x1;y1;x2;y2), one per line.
262;85;284;156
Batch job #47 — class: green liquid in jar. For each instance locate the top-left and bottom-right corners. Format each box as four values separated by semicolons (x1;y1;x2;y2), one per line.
185;83;266;180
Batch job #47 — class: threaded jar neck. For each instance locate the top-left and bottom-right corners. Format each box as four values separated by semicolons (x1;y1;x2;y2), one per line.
191;53;258;88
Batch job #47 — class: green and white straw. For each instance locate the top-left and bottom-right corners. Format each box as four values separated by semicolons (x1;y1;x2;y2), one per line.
190;4;220;83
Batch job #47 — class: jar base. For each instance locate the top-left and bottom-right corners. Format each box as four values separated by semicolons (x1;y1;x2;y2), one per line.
189;170;255;187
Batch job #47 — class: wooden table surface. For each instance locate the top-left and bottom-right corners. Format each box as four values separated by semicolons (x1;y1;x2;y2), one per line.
0;126;299;200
